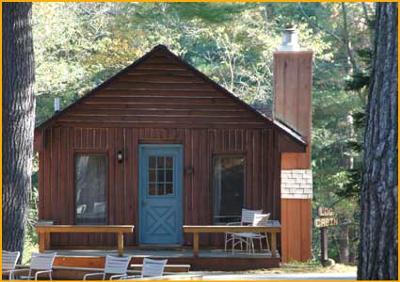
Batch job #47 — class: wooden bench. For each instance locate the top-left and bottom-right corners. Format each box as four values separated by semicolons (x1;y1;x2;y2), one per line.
183;225;281;258
36;225;134;256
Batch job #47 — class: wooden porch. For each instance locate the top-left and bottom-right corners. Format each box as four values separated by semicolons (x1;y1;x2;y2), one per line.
46;248;280;279
36;224;281;278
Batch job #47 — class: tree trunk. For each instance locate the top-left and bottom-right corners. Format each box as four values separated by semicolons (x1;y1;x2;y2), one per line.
338;223;350;264
2;2;35;255
357;3;397;280
341;3;360;74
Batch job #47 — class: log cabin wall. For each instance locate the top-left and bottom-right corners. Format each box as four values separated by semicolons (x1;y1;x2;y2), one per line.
36;46;302;248
38;126;282;247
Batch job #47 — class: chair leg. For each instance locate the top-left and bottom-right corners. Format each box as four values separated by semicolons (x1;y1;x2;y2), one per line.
224;234;227;252
231;235;234;253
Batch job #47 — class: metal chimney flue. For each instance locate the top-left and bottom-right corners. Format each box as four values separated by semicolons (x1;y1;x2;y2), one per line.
278;27;300;51
54;97;61;112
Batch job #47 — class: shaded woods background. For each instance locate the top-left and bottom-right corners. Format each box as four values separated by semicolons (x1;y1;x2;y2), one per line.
27;3;374;264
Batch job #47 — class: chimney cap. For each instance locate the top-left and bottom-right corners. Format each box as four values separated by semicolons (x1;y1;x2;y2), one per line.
278;27;301;51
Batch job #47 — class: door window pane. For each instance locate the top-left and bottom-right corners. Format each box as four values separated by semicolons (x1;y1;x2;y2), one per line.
149;169;156;182
148;155;174;196
166;170;173;182
75;154;107;224
213;156;244;224
149;156;156;168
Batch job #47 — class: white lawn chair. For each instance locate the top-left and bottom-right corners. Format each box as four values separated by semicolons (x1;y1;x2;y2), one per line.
2;251;20;280
12;252;56;280
83;255;131;280
224;208;262;251
232;213;271;254
122;258;167;279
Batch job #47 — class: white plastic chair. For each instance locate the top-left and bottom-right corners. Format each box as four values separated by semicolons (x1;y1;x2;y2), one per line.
2;251;20;280
122;258;167;279
93;202;106;215
83;255;131;280
12;252;56;280
232;213;271;253
76;204;87;215
224;209;262;251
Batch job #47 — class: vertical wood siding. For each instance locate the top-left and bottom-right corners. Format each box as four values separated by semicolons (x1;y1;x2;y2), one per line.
36;47;303;249
274;51;312;169
280;199;312;262
39;127;282;247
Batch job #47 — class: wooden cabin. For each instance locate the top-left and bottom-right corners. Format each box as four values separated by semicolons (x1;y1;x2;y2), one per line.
34;39;313;267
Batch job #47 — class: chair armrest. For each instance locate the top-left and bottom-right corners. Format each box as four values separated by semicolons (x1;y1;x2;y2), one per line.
34;270;52;280
226;222;241;226
83;272;104;280
110;274;128;280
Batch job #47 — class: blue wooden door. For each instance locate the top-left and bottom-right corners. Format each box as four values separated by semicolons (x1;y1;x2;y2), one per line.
139;144;183;245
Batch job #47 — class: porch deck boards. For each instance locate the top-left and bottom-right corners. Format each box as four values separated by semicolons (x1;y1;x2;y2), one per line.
48;248;280;278
51;247;277;258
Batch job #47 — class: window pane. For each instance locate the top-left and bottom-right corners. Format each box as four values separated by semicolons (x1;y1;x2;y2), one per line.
149;169;156;182
149;156;156;169
157;183;164;195
149;183;156;195
157;156;164;169
213;156;244;224
148;155;174;196
165;157;173;169
157;170;165;183
165;183;173;195
166;170;173;182
75;154;107;225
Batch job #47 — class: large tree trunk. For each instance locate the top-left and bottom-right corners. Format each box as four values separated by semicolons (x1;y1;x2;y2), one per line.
357;3;397;280
2;2;35;255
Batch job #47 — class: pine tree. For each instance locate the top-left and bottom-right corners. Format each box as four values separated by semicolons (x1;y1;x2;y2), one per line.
357;3;397;279
2;2;36;255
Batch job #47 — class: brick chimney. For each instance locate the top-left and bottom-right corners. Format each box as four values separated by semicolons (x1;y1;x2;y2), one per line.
274;27;313;262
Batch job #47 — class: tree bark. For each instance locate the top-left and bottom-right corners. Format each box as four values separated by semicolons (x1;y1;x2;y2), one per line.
2;2;35;255
338;223;350;264
358;3;397;280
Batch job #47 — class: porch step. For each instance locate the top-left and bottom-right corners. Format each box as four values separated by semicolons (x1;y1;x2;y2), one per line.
130;264;191;273
52;264;190;273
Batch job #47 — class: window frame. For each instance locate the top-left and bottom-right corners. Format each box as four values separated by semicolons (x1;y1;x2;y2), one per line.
147;155;176;197
73;150;109;225
211;153;246;224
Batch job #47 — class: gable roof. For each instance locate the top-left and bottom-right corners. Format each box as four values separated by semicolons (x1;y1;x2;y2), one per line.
36;45;306;146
